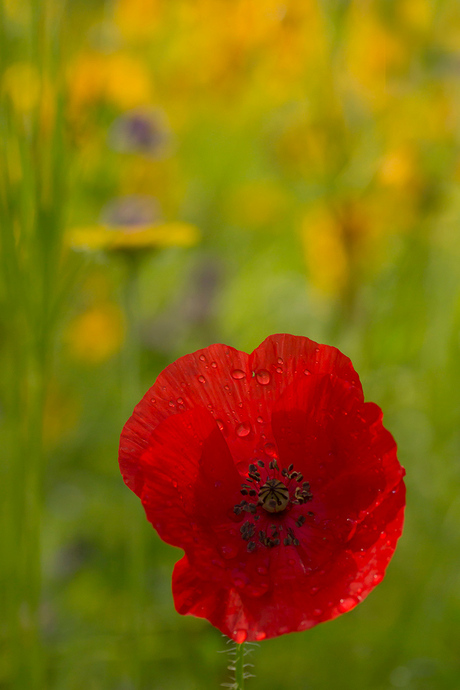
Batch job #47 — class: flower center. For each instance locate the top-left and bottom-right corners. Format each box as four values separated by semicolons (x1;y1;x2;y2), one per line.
258;479;289;513
233;458;314;553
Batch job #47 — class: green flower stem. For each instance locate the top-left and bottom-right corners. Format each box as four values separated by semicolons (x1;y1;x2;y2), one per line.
234;642;245;690
121;254;145;687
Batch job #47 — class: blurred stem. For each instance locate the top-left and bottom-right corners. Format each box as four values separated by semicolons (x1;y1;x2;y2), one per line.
234;643;245;690
121;253;145;687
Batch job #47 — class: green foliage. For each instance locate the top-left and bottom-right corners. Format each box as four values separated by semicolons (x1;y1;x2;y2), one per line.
1;0;460;688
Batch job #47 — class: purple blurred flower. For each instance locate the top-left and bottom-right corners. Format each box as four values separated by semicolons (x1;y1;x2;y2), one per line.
108;107;172;157
100;195;161;228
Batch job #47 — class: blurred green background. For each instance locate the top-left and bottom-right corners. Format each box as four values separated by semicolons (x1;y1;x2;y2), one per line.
1;0;460;688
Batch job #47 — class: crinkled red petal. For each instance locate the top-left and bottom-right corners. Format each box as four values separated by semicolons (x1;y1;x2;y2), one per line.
119;334;360;494
125;406;242;557
119;334;406;641
172;479;405;641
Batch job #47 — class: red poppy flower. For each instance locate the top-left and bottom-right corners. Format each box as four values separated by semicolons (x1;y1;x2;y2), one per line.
119;334;405;642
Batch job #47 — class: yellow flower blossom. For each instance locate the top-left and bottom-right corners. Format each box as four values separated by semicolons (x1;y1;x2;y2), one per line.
2;62;41;112
68;51;153;114
377;147;419;190
344;3;408;108
65;303;125;365
301;205;349;296
68;222;200;252
114;0;162;41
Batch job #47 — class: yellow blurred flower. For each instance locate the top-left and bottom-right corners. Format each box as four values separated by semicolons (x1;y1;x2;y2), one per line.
2;62;40;112
68;51;153;114
69;196;199;253
344;4;408;108
377;146;419;190
398;0;433;33
69;222;199;252
65;303;125;365
114;0;162;41
301;205;349;296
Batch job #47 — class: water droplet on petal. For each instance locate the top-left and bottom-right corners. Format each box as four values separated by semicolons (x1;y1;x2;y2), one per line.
304;369;311;376
211;361;217;368
264;442;276;456
198;375;206;383
278;626;289;635
150;397;156;403
199;354;206;362
254;631;266;641
276;367;283;374
256;369;271;385
236;422;251;437
277;357;284;365
338;597;357;613
313;608;323;617
216;419;225;431
256;416;263;424
177;397;184;404
235;629;247;644
231;369;245;380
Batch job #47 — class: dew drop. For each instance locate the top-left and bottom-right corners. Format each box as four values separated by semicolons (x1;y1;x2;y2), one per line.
338;597;357;613
216;419;225;431
150;397;156;403
255;369;271;385
171;480;178;488
256;416;264;424
211;361;217;368
264;442;276;456
199;354;206;362
277;357;284;365
304;369;311;376
275;367;283;374
198;375;206;383
313;608;323;617
236;422;251;437
231;369;245;380
176;397;184;405
254;631;266;641
278;626;289;635
235;629;247;644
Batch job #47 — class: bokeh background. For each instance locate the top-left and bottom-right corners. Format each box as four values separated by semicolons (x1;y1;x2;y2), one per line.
1;0;460;688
